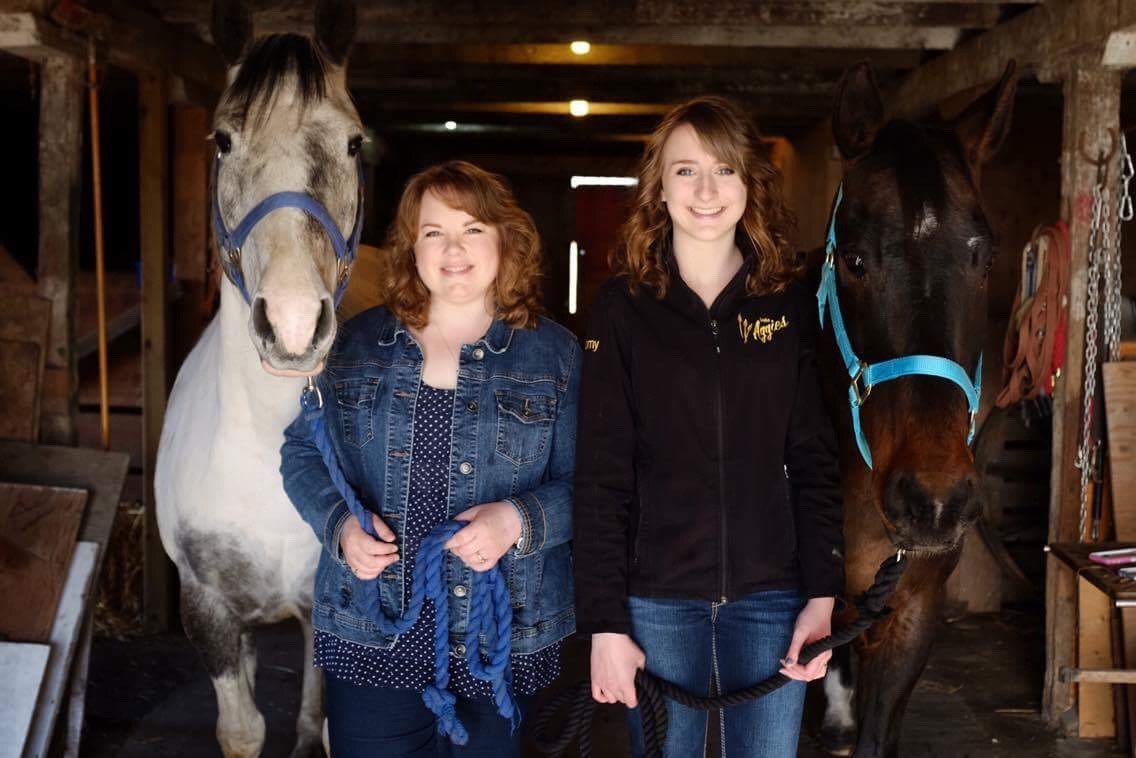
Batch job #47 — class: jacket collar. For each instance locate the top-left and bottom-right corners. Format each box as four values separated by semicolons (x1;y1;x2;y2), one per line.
663;244;756;316
377;311;515;353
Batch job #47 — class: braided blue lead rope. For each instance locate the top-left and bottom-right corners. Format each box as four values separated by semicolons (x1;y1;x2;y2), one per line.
299;382;517;744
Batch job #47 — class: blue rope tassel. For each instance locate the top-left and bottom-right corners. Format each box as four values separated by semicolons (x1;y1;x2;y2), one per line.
300;383;517;744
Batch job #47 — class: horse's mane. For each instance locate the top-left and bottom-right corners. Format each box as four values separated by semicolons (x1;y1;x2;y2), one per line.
228;33;328;127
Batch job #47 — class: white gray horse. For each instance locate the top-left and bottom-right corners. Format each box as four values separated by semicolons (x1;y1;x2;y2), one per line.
155;1;361;755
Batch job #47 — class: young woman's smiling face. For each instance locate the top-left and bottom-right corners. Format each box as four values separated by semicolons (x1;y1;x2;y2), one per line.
414;189;501;308
659;122;747;248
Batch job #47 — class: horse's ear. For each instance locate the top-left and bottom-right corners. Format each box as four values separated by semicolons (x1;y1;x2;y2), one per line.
953;60;1018;170
832;62;884;161
314;0;356;66
211;0;252;66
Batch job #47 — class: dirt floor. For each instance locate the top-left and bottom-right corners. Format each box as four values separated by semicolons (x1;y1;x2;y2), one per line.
81;606;1124;757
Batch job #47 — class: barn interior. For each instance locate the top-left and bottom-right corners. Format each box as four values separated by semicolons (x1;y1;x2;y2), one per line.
2;0;1136;755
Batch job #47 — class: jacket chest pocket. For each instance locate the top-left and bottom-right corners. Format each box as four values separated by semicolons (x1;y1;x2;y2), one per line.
494;390;556;465
333;376;381;448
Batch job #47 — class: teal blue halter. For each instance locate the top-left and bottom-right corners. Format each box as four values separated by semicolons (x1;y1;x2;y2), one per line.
816;184;982;470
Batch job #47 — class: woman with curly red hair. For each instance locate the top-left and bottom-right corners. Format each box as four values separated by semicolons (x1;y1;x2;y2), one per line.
282;160;579;756
573;97;843;757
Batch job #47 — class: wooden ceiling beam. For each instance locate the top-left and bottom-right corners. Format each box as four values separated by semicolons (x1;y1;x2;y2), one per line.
154;0;1004;31
0;7;222;96
345;42;926;70
346;65;849;103
889;0;1136;117
323;24;963;50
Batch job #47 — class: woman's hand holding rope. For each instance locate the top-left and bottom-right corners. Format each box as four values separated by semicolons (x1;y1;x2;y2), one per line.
340;501;521;581
779;596;835;682
444;501;523;572
340;514;400;580
590;633;646;707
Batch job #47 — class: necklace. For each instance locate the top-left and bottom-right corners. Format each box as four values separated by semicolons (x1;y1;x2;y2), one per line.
431;322;460;362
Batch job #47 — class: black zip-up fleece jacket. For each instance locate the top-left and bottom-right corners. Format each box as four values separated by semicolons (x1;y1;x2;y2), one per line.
572;256;844;636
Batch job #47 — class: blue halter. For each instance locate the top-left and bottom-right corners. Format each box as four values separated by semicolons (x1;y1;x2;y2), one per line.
211;153;365;305
816;183;982;470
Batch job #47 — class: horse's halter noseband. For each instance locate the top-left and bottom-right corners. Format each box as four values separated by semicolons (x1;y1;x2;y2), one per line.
210;151;365;305
816;183;982;470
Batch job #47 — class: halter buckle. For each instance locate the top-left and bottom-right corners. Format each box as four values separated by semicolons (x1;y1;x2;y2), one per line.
228;246;242;267
850;361;872;406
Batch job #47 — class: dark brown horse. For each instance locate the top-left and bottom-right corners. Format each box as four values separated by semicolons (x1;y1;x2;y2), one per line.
816;62;1017;757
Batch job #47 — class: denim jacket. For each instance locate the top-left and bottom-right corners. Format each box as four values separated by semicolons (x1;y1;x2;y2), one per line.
281;306;580;655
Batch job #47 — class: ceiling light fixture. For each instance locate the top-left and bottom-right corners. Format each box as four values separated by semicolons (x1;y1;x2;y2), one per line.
569;99;589;117
570;40;591;56
444;120;457;130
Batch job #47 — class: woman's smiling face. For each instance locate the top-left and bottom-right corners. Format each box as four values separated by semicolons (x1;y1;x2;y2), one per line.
414;189;501;308
659;122;747;247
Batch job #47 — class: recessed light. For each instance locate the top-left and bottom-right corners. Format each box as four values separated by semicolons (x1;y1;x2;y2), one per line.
569;100;589;117
444;120;457;130
570;41;591;56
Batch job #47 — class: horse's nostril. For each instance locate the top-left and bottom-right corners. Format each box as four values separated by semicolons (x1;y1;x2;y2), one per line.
311;297;334;350
252;297;276;346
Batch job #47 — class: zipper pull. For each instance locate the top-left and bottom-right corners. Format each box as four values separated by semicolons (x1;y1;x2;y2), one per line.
709;319;720;353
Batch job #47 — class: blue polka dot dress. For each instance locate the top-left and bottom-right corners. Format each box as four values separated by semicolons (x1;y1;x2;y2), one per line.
314;383;561;698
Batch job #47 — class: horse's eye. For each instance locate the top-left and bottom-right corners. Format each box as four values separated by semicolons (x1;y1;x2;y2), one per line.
841;249;866;278
984;246;998;274
213;130;232;155
347;135;363;157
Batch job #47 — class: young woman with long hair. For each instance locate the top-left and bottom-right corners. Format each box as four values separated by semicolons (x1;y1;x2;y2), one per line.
573;97;843;757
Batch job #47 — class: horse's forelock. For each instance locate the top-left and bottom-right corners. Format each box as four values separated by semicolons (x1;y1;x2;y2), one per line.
226;34;329;129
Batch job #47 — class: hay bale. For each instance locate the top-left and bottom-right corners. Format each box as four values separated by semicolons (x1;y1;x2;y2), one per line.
93;501;144;638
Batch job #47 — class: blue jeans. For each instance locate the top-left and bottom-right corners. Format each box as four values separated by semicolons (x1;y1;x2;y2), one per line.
626;590;807;758
325;677;533;757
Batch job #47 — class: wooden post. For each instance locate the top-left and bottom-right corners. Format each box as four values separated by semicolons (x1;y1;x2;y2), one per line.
36;55;83;445
139;71;172;632
172;104;211;366
1043;59;1123;732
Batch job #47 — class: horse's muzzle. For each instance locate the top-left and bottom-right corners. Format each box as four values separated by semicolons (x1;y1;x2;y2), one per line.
250;294;336;375
882;468;981;551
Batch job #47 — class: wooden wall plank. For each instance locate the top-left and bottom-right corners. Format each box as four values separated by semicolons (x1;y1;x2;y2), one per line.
22;541;97;758
36;55;82;446
171;104;212;369
1078;577;1116;737
0;341;43;443
0;295;51;442
1104;362;1136;538
138;72;172;632
0;483;88;644
1044;61;1123;732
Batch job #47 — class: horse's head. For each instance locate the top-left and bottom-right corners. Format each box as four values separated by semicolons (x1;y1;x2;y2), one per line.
210;0;361;376
827;61;1017;552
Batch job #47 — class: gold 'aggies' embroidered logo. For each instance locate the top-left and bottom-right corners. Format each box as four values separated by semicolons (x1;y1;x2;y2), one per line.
584;339;600;352
737;314;789;344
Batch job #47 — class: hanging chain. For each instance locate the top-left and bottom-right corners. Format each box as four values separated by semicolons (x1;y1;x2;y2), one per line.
1076;157;1108;542
1105;136;1133;361
1076;134;1133;542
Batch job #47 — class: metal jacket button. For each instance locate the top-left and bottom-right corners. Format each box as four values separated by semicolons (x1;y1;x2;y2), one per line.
472;347;485;360
454;643;467;656
459;461;473;475
467;400;479;412
453;584;468;598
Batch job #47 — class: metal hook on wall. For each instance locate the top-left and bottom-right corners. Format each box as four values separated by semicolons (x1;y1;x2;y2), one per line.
1079;127;1118;183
